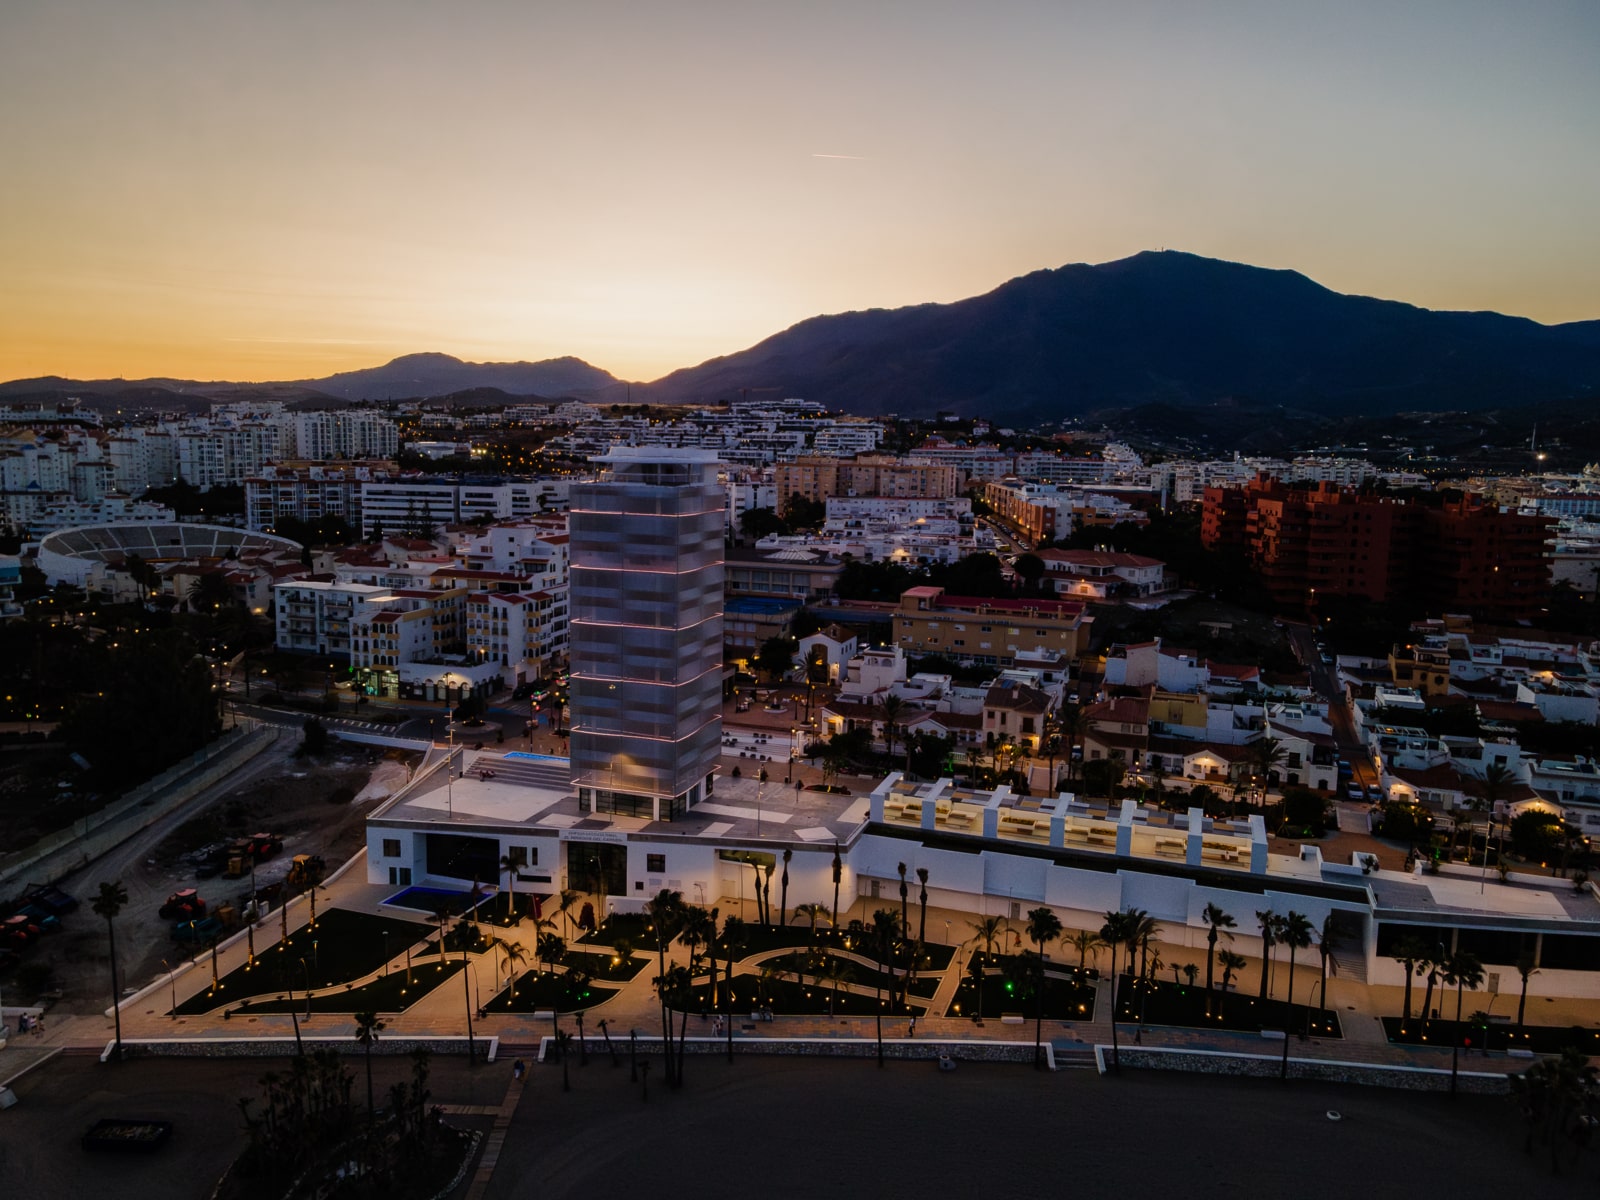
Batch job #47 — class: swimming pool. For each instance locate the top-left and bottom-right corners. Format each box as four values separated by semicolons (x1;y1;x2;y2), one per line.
381;885;492;915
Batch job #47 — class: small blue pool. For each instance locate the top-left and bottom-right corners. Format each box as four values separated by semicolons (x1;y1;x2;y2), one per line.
382;885;491;915
504;751;567;764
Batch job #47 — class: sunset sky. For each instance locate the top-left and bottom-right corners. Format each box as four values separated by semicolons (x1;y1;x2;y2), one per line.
3;1;1596;384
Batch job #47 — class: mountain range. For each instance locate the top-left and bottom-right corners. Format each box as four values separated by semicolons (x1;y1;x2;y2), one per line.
5;251;1598;422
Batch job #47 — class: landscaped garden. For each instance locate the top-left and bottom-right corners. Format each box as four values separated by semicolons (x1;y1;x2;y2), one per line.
577;912;666;951
563;949;648;982
175;909;431;1013
1383;1016;1600;1056
696;971;932;1017
482;968;619;1013
1114;976;1343;1038
762;950;941;999
945;952;1096;1020
231;958;463;1014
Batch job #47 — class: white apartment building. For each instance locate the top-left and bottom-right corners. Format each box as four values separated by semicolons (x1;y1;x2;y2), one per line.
293;411;400;460
274;580;395;657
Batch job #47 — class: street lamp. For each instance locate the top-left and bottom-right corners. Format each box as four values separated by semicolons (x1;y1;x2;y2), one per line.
786;728;796;783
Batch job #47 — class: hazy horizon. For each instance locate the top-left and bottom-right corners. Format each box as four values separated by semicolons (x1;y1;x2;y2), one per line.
4;1;1596;384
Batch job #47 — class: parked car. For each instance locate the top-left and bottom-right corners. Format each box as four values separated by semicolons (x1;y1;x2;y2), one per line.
21;884;78;915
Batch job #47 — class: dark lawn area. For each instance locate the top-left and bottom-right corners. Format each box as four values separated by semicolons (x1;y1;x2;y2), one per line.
1116;976;1343;1038
563;949;648;982
232;958;463;1014
946;953;1097;1020
174;909;431;1013
762;950;941;999
474;891;552;929
701;972;933;1017
483;968;619;1013
1383;1015;1600;1056
576;912;665;951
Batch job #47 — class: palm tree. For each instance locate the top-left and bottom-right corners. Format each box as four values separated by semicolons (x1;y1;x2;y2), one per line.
879;693;905;761
1515;952;1539;1028
1025;906;1064;1069
644;888;684;1085
188;571;236;614
536;931;566;978
354;1011;386;1116
760;863;774;930
1277;911;1314;1080
1315;913;1341;1016
897;862;910;940
831;844;843;928
1252;736;1286;799
1391;934;1430;1022
965;915;1008;1023
91;881;129;1062
680;905;718;989
871;908;900;1066
1122;908;1160;1042
1202;902;1236;1016
499;853;520;925
1057;700;1083;786
818;957;856;1016
1440;950;1486;1095
1256;909;1279;1003
916;867;930;947
720;915;745;1061
1216;950;1246;1021
794;902;829;943
779;848;792;926
1418;944;1444;1034
1099;910;1133;1072
1069;929;1105;973
556;888;580;940
498;940;528;1001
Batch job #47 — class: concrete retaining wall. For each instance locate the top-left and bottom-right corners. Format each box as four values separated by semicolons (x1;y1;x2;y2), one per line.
108;1035;498;1062
536;1035;1048;1066
1097;1044;1511;1094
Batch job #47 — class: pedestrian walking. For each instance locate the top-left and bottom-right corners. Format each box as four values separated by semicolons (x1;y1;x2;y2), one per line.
512;1059;526;1081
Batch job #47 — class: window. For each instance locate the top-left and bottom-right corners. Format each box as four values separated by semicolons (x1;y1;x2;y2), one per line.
382;838;402;858
647;853;666;873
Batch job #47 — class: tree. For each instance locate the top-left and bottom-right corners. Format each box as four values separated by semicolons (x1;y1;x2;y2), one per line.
871;908;900;1066
1252;736;1286;794
964;914;1008;1024
1256;909;1280;1003
353;1011;386;1117
916;867;930;948
1099;910;1133;1072
1202;903;1236;1016
188;571;237;614
879;693;906;761
92;881;129;1062
1440;951;1486;1095
537;931;566;978
1419;945;1443;1033
779;849;792;927
1315;913;1341;1015
1013;552;1047;594
556;888;580;940
738;506;787;540
831;844;843;928
644;889;684;1085
1069;929;1105;973
1515;951;1539;1028
1277;911;1314;1080
794;902;828;943
897;863;910;941
1391;934;1430;1022
301;716;329;756
1122;908;1160;1042
818;956;855;1016
499;852;520;925
1057;701;1084;786
755;636;797;684
1025;907;1064;1068
1216;950;1246;1020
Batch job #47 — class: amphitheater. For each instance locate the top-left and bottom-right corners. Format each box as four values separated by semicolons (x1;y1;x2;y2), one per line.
36;522;303;586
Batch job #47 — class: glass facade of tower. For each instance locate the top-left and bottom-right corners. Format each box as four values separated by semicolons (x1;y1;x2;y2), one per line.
568;448;724;821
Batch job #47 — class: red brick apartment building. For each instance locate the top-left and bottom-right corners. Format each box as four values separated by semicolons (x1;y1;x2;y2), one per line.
1201;477;1551;620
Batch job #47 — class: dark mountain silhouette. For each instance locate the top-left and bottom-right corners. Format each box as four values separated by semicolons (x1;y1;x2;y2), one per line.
5;253;1596;422
303;353;617;401
639;251;1600;419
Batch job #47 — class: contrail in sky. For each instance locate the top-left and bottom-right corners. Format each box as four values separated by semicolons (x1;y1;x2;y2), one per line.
812;153;867;160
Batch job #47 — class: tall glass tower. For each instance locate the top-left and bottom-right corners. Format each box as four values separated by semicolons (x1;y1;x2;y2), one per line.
568;447;724;821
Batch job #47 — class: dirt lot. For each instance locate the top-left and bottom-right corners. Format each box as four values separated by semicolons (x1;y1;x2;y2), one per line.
12;745;419;1016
